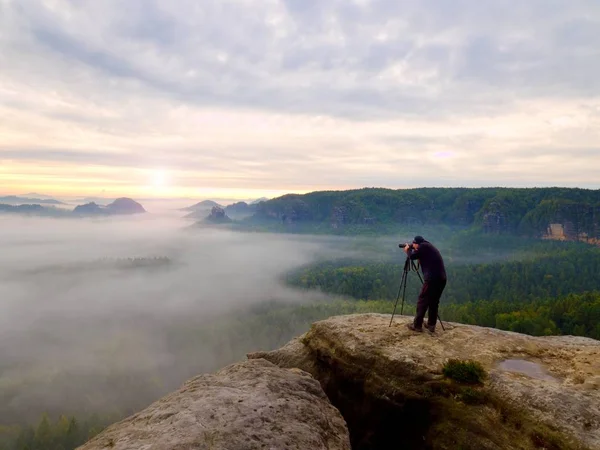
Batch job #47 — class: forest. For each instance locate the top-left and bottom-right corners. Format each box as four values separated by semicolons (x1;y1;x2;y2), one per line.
285;234;600;339
246;187;600;240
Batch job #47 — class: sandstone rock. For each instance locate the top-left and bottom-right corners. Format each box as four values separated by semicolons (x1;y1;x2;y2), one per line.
78;359;350;450
249;314;600;450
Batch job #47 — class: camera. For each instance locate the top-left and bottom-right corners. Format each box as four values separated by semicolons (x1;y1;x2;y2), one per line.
399;242;414;249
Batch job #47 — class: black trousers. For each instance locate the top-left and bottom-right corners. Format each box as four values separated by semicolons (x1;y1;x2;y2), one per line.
414;279;447;329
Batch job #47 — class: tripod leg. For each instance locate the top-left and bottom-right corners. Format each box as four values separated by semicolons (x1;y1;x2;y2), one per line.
438;314;446;331
412;261;424;285
400;269;409;316
389;270;407;327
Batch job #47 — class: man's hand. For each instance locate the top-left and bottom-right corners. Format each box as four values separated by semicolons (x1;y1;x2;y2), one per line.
403;243;412;254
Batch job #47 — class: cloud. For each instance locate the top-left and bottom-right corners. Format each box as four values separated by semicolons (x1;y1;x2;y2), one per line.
0;0;599;195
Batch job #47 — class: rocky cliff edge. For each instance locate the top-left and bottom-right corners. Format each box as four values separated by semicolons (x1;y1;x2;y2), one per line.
250;314;599;450
78;358;350;450
80;314;599;450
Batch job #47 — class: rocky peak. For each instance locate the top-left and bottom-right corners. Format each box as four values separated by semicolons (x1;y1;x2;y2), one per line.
205;205;232;223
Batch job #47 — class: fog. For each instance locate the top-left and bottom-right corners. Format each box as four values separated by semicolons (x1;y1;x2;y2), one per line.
0;213;358;423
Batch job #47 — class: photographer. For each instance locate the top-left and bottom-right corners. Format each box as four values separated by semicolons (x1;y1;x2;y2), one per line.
401;236;447;333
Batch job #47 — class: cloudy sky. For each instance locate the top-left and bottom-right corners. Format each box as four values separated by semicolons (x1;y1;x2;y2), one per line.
1;0;599;200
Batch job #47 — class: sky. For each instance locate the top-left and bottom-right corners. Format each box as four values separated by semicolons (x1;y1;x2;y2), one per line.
1;0;600;200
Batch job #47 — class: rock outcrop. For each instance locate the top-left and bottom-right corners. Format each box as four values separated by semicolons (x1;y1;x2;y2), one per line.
204;205;232;223
77;314;599;450
249;314;600;450
78;359;350;450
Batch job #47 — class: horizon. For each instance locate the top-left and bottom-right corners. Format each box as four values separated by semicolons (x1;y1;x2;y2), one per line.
2;183;600;207
1;1;600;198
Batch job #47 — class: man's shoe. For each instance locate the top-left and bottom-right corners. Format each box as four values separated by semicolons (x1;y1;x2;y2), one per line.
427;325;436;333
406;323;423;332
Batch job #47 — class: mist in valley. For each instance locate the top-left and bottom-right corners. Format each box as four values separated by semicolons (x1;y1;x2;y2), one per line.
0;207;546;426
0;213;359;424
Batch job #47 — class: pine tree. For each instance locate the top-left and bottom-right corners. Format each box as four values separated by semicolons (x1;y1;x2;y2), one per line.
33;414;52;450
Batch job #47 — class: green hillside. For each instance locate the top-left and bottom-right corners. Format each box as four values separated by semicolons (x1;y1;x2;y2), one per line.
242;187;600;240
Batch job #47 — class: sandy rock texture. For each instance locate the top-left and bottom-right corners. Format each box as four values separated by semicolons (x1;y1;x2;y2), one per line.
78;358;350;450
250;314;600;449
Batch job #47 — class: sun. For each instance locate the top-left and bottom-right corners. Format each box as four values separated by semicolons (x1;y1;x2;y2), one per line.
151;170;168;188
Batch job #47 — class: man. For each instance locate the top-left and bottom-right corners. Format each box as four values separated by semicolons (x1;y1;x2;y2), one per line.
402;235;447;333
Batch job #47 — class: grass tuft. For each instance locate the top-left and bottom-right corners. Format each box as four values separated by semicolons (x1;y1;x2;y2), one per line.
442;359;487;385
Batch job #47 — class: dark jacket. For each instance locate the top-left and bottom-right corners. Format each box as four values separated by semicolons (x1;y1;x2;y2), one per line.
408;241;447;281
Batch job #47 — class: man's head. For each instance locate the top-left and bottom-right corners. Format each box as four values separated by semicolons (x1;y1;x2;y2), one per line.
412;235;425;249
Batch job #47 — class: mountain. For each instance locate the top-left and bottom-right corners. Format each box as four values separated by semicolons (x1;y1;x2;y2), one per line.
106;198;146;215
247;187;600;241
203;206;232;224
0;204;68;217
80;314;599;450
249;197;269;204
180;200;223;212
0;195;65;205
1;197;146;217
23;193;57;199
224;201;257;219
187;204;253;222
73;198;146;216
77;197;114;205
72;202;105;215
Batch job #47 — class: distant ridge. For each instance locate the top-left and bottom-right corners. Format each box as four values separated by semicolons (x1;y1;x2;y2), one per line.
1;197;146;217
0;195;65;205
73;198;146;216
180;200;223;212
243;186;600;241
0;204;66;216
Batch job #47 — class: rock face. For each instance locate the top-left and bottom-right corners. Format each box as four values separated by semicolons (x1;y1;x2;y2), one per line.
77;315;599;450
78;359;350;450
249;314;600;450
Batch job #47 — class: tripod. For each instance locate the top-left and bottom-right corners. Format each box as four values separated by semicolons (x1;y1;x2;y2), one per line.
389;255;445;331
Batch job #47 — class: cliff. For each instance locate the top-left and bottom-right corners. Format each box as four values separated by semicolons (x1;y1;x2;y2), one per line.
250;314;599;449
80;315;599;450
